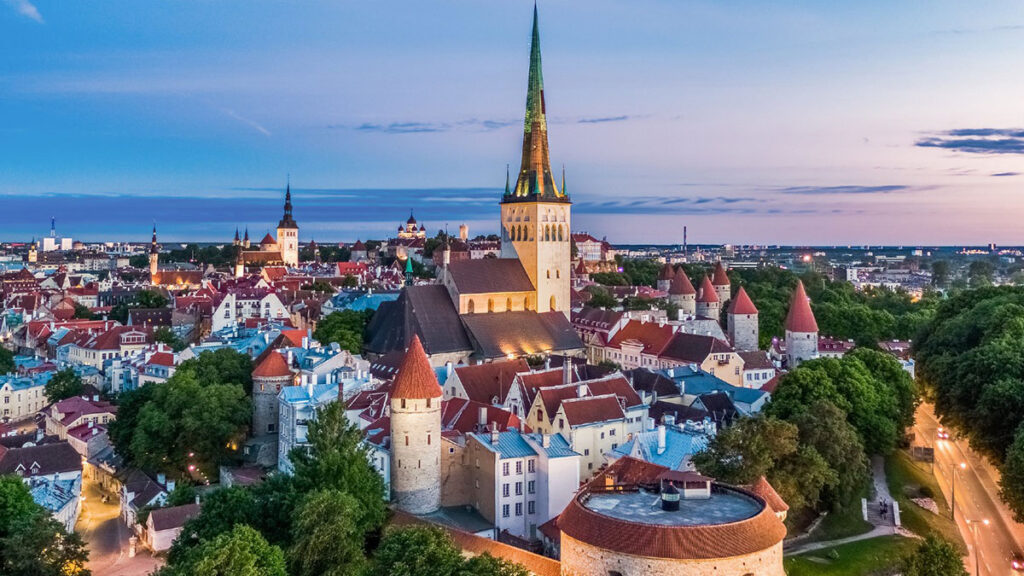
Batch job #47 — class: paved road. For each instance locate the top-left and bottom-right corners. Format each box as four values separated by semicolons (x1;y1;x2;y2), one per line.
915;404;1024;576
75;471;163;576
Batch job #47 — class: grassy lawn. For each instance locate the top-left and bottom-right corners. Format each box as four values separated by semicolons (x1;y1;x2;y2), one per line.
885;450;965;552
785;536;920;576
809;492;873;542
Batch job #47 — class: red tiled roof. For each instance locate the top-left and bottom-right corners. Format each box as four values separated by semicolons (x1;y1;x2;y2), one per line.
711;262;730;286
759;375;780;393
606;320;676;355
280;329;306;347
391;336;442;399
746;476;789;512
668;268;696;296
785;280;818;333
252;351;292;378
560;394;625;426
728;285;757;315
658;263;675;281
148;352;175;367
452;359;530;405
149;503;201;531
584;374;644;408
537;384;578;420
260;233;277;245
695;276;719;304
390;511;560;576
560;457;787;560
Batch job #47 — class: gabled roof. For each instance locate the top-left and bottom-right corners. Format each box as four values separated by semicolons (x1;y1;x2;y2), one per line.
746;476;789;513
461;311;583;359
559;394;625;426
711;262;730;286
695;276;719;304
661;332;733;364
392;336;442;399
446;259;534;294
607;320;675;356
785;280;818;333
452;359;530;405
658;263;675;281
260;233;277;246
728;286;757;315
0;441;81;477
365;285;473;356
537;384;578;419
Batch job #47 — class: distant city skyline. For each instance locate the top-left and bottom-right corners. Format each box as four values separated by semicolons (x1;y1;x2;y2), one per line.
4;1;1024;244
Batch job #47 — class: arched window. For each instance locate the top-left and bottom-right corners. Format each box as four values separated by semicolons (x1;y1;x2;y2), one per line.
506;297;512;311
544;225;550;241
467;300;475;313
488;299;494;313
556;270;560;279
524;297;530;310
558;225;564;241
550;295;556;310
546;270;551;279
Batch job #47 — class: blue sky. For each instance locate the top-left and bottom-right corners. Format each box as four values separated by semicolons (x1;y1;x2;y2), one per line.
3;1;1024;245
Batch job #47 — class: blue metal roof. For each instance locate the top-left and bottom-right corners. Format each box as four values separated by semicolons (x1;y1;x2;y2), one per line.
280;382;337;405
610;427;710;470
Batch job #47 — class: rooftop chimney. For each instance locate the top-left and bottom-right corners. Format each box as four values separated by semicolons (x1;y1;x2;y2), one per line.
478;406;488;430
563;357;571;386
660;481;680;511
664;414;676;427
490;424;500;445
657;424;667;455
541;433;550;448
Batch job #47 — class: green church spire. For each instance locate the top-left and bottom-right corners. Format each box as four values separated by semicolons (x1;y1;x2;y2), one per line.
504;3;569;204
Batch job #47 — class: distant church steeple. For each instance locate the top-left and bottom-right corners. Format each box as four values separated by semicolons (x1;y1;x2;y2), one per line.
276;180;299;267
149;224;159;283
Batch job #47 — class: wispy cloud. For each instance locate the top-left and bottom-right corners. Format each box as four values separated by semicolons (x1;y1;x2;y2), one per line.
4;0;43;23
224;109;271;137
577;115;630;124
933;24;1024;35
335;118;517;134
917;128;1024;154
992;172;1020;177
779;185;911;195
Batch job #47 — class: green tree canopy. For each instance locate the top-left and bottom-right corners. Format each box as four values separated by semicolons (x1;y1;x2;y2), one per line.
691;415;836;512
902;536;968;576
154;327;188;352
289;401;387;536
182;525;287;576
176;348;254;395
0;346;14;376
44;368;84;404
290;490;368;576
369;526;465;576
314;310;374;355
0;476;91;576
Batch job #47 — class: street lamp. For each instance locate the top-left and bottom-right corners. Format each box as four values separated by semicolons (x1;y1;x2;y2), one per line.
951;461;967;520
965;518;989;576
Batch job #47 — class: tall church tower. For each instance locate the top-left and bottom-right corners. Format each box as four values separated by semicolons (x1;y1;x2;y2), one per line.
500;5;571;317
149;225;159;283
277;183;299;267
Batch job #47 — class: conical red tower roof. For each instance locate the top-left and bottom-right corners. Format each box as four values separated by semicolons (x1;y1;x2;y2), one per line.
712;262;730;286
669;268;696;296
728;286;758;315
392;335;442;399
253;351;292;378
658;263;675;281
696;276;719;303
785;280;818;333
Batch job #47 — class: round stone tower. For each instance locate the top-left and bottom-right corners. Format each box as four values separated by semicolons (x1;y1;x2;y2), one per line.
251;350;294;436
389;335;442;515
784;280;819;368
695;275;721;320
656;263;675;293
727;285;759;352
711;261;731;306
668;267;696;317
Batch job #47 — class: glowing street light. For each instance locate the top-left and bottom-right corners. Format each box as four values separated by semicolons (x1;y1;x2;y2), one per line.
965;518;989;576
951;461;967;520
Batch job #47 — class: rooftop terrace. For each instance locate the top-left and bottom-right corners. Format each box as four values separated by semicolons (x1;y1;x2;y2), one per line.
583;487;761;527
